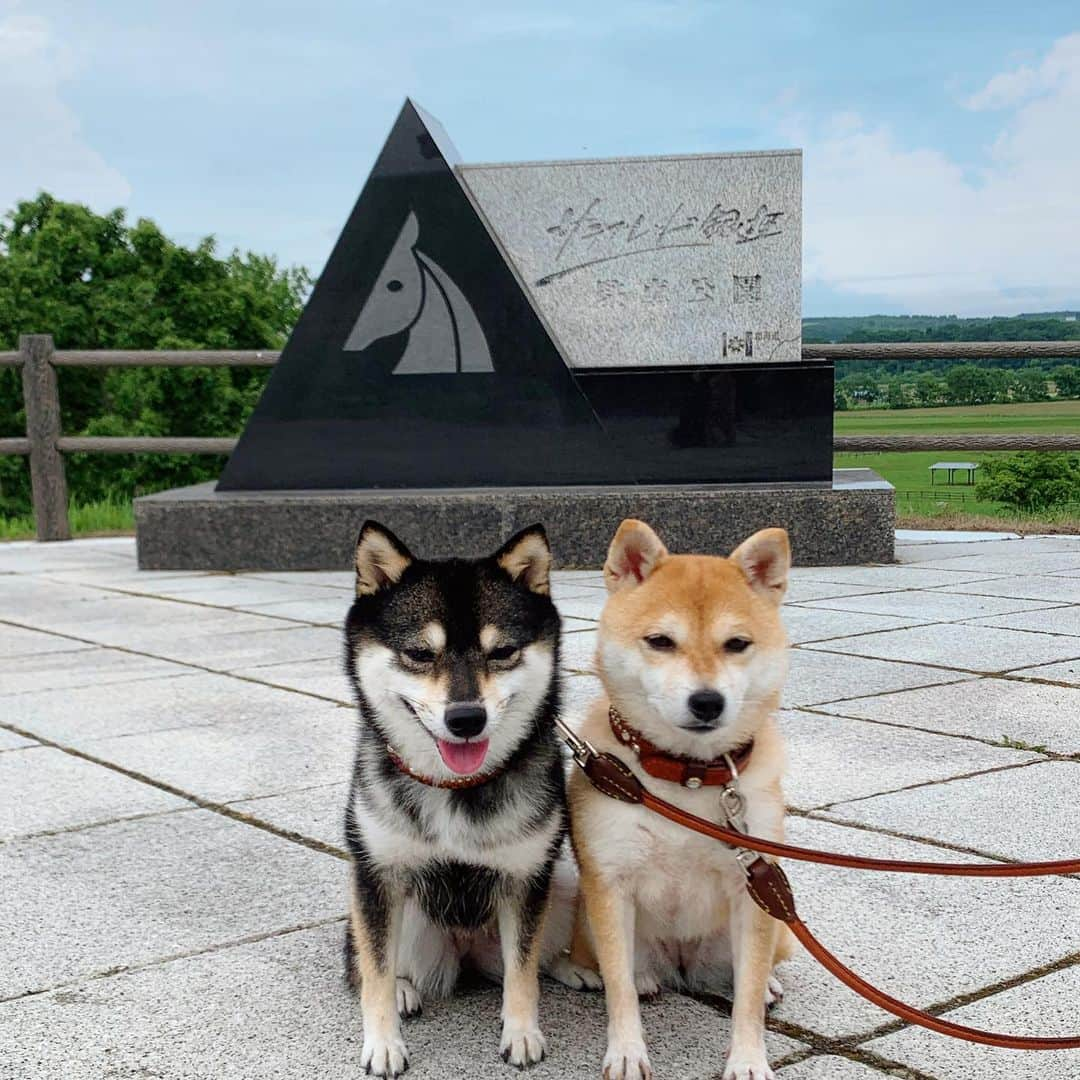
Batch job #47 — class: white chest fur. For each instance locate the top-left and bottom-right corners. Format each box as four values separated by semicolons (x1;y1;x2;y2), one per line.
351;780;563;880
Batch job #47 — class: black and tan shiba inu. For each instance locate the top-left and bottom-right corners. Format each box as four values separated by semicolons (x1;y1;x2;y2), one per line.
567;520;795;1080
342;521;572;1076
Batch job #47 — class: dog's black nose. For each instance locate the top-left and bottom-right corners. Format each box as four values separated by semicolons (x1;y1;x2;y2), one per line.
445;703;487;739
687;690;725;724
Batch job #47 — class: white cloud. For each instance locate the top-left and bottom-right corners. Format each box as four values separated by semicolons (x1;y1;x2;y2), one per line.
794;32;1080;315
0;9;130;218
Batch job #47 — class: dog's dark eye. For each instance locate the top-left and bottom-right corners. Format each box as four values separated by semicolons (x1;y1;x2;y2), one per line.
488;644;520;663
724;637;752;654
401;646;436;665
644;634;676;651
386;279;404;292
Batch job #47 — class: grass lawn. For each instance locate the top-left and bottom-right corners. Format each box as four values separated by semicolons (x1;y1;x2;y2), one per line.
835;399;1080;531
835;450;1002;514
0;499;135;542
835;399;1080;435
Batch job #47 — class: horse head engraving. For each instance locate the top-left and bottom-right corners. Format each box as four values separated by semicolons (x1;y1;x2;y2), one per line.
344;211;494;374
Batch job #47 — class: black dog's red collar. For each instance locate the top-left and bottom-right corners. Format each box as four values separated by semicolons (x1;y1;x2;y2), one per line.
385;744;505;790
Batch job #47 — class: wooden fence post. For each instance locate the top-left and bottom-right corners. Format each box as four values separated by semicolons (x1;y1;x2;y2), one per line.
20;334;70;541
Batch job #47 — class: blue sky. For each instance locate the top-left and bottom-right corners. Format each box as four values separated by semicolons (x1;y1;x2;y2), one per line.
3;0;1079;316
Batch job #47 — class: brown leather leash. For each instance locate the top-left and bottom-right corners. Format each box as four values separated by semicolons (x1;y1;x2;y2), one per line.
556;718;1080;1051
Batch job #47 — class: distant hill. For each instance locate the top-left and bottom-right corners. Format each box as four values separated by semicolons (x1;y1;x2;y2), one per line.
803;313;1080;344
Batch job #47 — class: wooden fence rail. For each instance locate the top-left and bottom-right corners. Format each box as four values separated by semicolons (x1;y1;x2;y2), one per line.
3;333;1080;541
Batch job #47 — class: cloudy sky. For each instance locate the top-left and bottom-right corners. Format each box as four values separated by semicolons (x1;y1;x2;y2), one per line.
2;0;1078;316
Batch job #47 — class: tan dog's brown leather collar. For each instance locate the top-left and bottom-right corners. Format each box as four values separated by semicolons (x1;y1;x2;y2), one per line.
385;744;504;790
607;705;753;789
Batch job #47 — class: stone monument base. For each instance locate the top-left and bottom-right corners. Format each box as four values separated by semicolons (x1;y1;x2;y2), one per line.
134;469;893;571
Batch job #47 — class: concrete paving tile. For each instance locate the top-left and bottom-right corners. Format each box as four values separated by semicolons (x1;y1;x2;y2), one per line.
820;760;1080;861
248;570;354;590
562;673;603;718
803;623;1080;673
783;650;971;708
0;623;97;659
780;607;930;644
818;677;1080;755
790;566;1006;589
777;1056;890;1078
0;810;344;999
0;746;186;840
554;570;606;587
8;670;344;743
791;590;1057;622
1010;657;1080;688
0;729;34;751
554;593;605;622
241;595;353;625
777;710;1036;811
784;580;904;604
11;590;286;644
145;625;343;671
914;551;1080;576
895;529;1021;545
562;628;598;675
935;574;1080;603
235;657;353;703
864;964;1080;1078
0;545;131;574
896;537;1080;564
769;817;1080;1040
141;579;339;611
0;922;804;1080
73;706;356;803
0;647;193;697
37;564;215;587
966;605;1080;636
228;783;350;850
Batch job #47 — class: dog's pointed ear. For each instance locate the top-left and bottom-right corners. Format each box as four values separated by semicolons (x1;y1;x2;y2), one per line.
730;528;790;605
354;521;414;596
604;519;668;593
495;524;551;595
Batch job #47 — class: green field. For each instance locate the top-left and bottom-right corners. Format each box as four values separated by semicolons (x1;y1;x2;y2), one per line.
834;451;1004;514
835;399;1080;435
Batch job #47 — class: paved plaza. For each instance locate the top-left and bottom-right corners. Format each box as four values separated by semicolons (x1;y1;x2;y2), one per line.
1;532;1078;1079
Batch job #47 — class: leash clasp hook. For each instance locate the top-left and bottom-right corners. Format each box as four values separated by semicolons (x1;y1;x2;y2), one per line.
553;712;597;768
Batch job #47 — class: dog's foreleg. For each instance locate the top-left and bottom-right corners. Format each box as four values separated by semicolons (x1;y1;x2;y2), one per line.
723;891;780;1080
580;868;651;1080
497;877;550;1067
350;865;408;1078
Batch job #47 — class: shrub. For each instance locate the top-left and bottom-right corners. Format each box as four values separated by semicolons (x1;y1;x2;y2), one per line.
975;452;1080;511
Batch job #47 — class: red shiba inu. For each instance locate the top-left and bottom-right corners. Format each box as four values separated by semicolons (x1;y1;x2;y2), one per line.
565;520;795;1080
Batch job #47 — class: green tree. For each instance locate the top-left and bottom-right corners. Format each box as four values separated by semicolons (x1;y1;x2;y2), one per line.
884;376;908;409
1014;367;1050;402
975;452;1080;511
913;372;942;406
0;193;310;516
1051;365;1080;398
944;364;992;405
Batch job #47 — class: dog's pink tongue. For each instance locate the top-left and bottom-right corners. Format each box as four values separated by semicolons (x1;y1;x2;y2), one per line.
437;738;490;775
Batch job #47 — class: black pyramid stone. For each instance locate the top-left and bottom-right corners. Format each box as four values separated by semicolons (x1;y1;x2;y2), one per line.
218;100;631;490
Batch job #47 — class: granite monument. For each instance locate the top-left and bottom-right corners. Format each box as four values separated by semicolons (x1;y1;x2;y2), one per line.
136;99;892;568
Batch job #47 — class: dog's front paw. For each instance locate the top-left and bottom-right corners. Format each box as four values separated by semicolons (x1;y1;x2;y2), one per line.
602;1039;652;1080
722;1052;774;1080
361;1031;409;1077
764;973;784;1010
547;955;603;991
499;1021;547;1068
634;972;661;1000
396;977;422;1019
